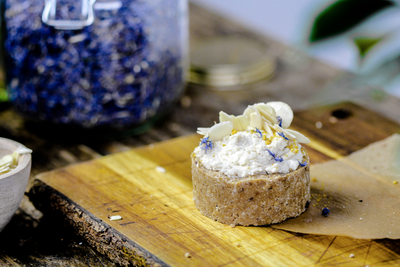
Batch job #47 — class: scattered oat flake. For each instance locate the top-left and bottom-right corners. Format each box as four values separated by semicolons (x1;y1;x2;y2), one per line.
315;121;323;129
349;253;355;258
168;122;181;132
328;116;338;124
110;215;122;221
359;218;363;221
161;211;166;214
156;166;166;173
185;252;191;258
180;95;191;108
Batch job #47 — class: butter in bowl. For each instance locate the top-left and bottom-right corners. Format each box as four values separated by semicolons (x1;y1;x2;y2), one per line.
0;137;32;232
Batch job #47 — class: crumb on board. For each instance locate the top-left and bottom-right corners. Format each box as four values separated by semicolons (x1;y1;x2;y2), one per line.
359;218;363;221
312;177;317;182
393;181;398;185
156;166;166;173
315;121;323;129
185;252;191;258
180;95;191;108
110;215;122;221
168;122;181;132
235;243;241;247
328;116;338;124
161;211;166;215
230;224;236;228
349;253;355;258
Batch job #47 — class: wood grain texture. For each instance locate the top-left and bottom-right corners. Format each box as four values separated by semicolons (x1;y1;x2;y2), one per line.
30;102;400;266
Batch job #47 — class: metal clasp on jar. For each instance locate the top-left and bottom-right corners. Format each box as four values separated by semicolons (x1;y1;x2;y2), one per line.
42;0;96;30
42;0;122;30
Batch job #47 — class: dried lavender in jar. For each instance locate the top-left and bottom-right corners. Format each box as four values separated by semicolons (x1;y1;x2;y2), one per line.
4;0;188;130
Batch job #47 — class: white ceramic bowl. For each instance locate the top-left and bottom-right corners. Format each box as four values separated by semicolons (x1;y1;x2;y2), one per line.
0;137;32;232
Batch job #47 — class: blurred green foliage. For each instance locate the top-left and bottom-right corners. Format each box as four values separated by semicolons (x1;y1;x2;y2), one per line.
0;88;7;102
309;0;394;43
353;37;383;58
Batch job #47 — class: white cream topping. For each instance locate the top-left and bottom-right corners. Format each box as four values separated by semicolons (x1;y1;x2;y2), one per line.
194;101;309;178
194;130;305;178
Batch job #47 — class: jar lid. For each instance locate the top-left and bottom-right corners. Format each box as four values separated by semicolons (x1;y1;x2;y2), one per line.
188;35;276;88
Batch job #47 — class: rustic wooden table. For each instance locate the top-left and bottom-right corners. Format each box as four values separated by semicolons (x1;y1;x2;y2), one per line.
0;3;399;266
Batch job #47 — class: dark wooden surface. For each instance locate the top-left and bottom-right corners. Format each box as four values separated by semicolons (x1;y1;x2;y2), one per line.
0;3;399;266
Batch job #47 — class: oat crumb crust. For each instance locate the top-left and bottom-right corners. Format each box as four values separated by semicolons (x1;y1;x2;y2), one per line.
191;155;310;226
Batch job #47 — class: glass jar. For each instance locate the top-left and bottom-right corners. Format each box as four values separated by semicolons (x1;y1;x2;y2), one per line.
3;0;188;137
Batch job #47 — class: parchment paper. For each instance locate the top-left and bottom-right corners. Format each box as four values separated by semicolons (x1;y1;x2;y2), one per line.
272;134;400;239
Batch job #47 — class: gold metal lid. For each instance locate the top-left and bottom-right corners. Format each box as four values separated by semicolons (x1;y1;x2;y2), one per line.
189;35;276;88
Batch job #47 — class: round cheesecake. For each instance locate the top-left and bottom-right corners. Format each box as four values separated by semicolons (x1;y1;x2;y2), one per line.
191;151;310;226
192;101;311;226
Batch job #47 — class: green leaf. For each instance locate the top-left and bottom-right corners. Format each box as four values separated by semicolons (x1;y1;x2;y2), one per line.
309;0;394;43
0;88;8;102
354;37;383;58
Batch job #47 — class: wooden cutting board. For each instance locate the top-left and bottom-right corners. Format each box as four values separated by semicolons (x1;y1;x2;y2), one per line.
29;102;400;267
